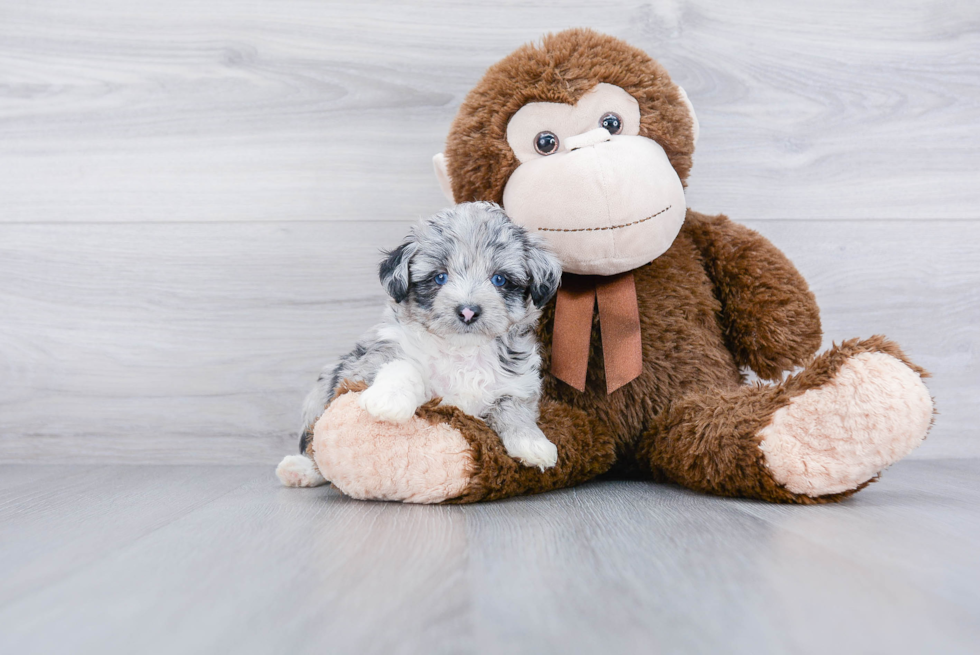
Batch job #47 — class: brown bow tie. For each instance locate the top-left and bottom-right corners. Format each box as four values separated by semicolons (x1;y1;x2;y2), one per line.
550;272;643;394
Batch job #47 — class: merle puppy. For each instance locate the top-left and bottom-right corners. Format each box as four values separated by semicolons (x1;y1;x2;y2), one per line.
277;202;563;487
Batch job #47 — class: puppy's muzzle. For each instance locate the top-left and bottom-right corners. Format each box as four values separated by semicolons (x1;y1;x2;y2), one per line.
457;304;482;324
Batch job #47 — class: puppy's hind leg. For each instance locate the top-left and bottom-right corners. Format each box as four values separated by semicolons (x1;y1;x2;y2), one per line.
276;455;327;488
279;366;336;487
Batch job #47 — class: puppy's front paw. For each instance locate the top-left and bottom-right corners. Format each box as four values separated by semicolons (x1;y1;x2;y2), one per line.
358;383;421;423
503;430;558;471
276;455;327;487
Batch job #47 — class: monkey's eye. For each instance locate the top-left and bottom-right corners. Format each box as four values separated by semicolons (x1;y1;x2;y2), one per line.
490;274;507;287
434;272;448;285
599;112;623;135
534;131;559;156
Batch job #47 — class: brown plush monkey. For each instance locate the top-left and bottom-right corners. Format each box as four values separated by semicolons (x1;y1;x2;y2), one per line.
307;29;933;504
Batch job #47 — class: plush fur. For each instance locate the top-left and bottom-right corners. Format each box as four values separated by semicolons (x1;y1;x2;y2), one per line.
313;384;474;503
444;28;697;204
303;29;934;504
758;351;933;496
312;381;618;504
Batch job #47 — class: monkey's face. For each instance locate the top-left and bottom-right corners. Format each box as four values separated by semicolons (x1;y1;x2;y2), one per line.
500;83;687;276
437;30;700;277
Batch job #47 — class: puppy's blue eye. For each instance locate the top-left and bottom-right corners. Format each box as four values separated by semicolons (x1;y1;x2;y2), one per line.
434;273;448;285
491;274;506;287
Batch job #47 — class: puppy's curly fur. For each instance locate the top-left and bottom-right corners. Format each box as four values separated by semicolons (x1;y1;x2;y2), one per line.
276;202;563;487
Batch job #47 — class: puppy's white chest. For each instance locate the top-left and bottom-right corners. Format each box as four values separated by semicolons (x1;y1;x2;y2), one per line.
424;346;501;417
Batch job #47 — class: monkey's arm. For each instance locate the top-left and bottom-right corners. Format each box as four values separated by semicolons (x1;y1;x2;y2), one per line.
450;397;615;501
684;209;822;380
309;386;617;503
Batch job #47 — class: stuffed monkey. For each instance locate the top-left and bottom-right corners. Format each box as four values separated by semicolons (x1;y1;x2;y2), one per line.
305;29;933;504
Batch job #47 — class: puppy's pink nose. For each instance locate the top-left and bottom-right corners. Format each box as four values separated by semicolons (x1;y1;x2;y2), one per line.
457;304;481;324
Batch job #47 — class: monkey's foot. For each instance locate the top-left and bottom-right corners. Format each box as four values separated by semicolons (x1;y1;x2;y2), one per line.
758;347;933;497
312;391;475;503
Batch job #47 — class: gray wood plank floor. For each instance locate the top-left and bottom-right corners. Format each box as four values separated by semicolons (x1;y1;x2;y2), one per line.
0;460;978;655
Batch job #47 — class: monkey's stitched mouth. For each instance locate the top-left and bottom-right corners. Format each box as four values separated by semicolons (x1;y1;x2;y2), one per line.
537;205;671;233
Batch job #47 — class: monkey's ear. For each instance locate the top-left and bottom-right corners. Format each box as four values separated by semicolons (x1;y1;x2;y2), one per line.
676;86;700;146
378;240;418;303
432;153;456;203
525;235;563;308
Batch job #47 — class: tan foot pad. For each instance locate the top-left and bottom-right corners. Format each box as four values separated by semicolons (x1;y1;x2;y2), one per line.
759;352;933;497
312;392;474;503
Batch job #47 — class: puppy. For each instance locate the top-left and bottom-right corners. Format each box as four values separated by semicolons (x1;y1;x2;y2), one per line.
276;202;563;488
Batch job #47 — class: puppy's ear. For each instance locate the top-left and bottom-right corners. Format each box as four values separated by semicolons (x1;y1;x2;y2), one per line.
524;234;563;308
378;239;418;303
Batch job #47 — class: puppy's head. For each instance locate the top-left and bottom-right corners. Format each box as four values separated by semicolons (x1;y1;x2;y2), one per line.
379;202;562;340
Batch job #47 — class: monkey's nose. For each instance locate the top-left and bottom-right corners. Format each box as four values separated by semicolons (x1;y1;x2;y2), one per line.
457;304;481;324
566;127;612;151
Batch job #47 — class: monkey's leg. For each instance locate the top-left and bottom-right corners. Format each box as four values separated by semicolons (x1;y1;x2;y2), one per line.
637;337;934;503
310;387;617;504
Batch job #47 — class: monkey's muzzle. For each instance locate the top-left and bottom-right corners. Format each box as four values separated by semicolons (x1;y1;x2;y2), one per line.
502;135;686;276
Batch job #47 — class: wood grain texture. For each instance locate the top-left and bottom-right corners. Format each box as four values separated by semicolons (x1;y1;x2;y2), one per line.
0;465;257;607
0;0;977;223
1;2;977;464
0;219;976;462
0;220;409;461
0;461;978;654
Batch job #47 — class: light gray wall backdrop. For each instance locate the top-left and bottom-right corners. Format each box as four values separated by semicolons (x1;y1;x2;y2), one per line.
1;1;977;462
